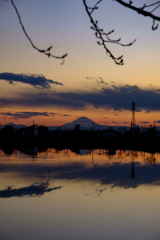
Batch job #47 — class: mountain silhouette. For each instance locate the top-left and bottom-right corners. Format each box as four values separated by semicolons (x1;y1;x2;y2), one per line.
62;116;102;129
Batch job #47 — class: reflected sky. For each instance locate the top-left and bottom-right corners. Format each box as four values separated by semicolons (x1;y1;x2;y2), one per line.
0;148;160;240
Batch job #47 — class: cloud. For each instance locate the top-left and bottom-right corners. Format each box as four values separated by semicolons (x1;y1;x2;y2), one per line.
53;84;160;111
139;121;150;124
97;76;108;85
0;183;62;198
155;120;160;124
145;110;150;114
96;187;106;196
0;112;73;119
0;92;85;109
9;80;14;84
0;72;63;89
1;112;57;119
10;117;18;121
1;84;160;112
100;121;108;124
94;104;99;109
86;76;94;80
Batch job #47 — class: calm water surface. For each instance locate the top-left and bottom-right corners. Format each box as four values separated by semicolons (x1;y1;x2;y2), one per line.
0;148;160;240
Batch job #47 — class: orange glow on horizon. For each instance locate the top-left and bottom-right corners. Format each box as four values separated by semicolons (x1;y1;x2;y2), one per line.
0;109;160;128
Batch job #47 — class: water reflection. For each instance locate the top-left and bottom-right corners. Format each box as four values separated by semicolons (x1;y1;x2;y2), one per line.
1;148;160;240
0;148;160;194
0;182;62;198
0;166;62;198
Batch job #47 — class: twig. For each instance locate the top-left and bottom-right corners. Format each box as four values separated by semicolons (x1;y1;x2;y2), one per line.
10;0;68;64
47;166;50;186
115;0;160;22
83;0;136;65
115;0;160;31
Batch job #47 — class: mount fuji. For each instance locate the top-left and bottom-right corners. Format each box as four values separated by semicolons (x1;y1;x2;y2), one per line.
61;117;108;130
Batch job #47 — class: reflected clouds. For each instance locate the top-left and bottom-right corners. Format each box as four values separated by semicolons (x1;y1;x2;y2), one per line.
0;183;62;198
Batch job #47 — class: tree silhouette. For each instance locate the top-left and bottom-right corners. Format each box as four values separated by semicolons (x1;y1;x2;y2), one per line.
7;0;160;65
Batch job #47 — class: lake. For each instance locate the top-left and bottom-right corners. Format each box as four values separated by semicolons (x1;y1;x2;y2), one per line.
0;148;160;240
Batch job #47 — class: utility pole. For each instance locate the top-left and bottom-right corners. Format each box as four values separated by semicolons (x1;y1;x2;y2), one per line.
130;151;135;180
154;121;156;128
131;101;136;129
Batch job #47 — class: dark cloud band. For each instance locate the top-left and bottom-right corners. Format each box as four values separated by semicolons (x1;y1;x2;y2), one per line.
0;84;160;112
1;112;56;119
0;72;63;89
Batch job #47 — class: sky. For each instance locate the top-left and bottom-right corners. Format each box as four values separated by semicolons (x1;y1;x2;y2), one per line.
0;0;160;127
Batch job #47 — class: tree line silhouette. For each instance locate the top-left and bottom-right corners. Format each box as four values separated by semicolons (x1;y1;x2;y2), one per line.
0;123;160;152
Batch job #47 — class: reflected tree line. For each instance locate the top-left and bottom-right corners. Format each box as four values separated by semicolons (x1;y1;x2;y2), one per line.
0;145;158;165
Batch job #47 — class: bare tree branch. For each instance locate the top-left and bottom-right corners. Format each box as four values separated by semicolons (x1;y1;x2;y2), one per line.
7;0;160;66
10;0;68;64
115;0;160;30
83;0;136;65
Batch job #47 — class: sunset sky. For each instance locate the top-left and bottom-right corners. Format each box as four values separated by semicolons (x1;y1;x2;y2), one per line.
0;0;160;127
